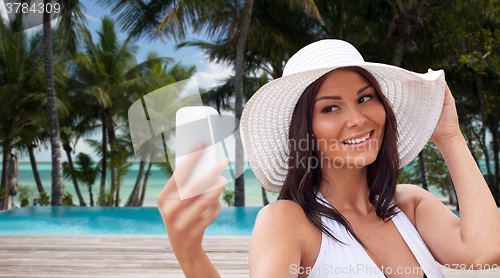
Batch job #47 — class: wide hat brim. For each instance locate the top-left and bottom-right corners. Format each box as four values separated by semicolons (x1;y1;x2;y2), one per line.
240;62;446;193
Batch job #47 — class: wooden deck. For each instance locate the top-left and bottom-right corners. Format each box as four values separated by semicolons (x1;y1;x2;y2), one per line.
0;235;498;277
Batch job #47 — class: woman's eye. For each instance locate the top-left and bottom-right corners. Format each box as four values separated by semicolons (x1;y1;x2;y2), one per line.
359;94;373;103
321;105;338;113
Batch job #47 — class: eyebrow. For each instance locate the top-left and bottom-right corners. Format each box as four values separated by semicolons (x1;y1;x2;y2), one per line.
313;84;373;104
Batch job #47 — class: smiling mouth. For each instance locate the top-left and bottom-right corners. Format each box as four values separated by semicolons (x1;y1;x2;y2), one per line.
341;131;373;145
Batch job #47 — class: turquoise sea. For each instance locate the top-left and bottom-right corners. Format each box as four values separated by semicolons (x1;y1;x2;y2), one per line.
8;162;280;207
6;159;495;207
0;206;262;235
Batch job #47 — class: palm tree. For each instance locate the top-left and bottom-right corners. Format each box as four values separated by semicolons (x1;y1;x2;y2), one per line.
121;53;197;206
42;0;63;206
0;19;53;210
63;153;100;206
435;0;500;204
385;0;426;67
42;0;86;206
55;67;102;207
14;120;49;199
96;0;324;207
177;0;322;205
102;135;134;207
384;0;445;191
94;0;249;205
60;127;87;206
74;16;136;205
200;74;267;113
73;18;173;206
0;21;27;209
222;0;321;206
95;0;207;41
231;0;254;207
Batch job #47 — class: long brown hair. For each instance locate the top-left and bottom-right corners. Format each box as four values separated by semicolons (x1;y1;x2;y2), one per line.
278;66;400;254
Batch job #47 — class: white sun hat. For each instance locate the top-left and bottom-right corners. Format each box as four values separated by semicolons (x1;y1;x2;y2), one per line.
240;39;446;193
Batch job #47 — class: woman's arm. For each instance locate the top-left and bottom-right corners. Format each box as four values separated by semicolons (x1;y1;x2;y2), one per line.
157;144;229;278
174;246;221;277
434;133;500;264
432;73;500;265
409;71;500;268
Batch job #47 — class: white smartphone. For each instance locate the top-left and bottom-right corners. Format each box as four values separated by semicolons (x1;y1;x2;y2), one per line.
175;106;219;198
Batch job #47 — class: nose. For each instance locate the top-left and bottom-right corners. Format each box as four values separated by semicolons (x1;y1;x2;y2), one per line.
345;105;367;128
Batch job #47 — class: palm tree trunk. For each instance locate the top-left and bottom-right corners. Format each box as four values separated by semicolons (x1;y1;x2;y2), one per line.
233;0;254;207
125;160;145;206
418;151;428;191
481;130;494;185
474;72;499;204
106;171;114;206
488;120;500;205
62;142;86;206
0;148;10;210
338;0;344;40
483;135;495;193
114;182;120;207
44;0;63;206
107;114;116;206
474;73;495;191
114;173;122;207
28;144;46;196
138;163;152;207
89;185;94;207
109;167;115;206
391;38;406;67
99;110;107;206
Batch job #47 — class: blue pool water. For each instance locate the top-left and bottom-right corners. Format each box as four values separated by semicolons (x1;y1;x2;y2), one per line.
0;206;263;235
0;207;460;235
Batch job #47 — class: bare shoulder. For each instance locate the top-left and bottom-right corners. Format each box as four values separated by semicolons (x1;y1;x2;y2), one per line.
249;200;313;277
252;199;311;247
257;199;307;225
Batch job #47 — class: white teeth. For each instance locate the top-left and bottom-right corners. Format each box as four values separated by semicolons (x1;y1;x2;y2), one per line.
343;132;371;145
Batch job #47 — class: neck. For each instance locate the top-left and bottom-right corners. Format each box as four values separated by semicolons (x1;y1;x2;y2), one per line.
319;164;374;216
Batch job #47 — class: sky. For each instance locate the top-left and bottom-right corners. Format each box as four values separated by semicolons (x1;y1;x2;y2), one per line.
0;0;235;162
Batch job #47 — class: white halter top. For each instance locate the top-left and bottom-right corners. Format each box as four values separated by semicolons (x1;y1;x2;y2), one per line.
307;191;445;278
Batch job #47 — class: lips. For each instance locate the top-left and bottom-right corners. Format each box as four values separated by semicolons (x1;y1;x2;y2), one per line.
341;130;373;145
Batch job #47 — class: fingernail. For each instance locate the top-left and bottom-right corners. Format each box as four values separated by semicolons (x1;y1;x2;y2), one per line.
428;68;432;72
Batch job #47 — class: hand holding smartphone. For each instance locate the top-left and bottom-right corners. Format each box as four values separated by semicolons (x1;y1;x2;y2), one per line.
175;106;223;199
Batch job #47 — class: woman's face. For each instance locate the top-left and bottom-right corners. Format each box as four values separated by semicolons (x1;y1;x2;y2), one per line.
312;69;386;169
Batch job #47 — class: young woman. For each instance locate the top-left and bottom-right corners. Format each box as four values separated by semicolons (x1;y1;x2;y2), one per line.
156;40;500;277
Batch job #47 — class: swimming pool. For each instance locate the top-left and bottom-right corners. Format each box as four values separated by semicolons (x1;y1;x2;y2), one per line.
0;207;460;235
0;206;263;235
